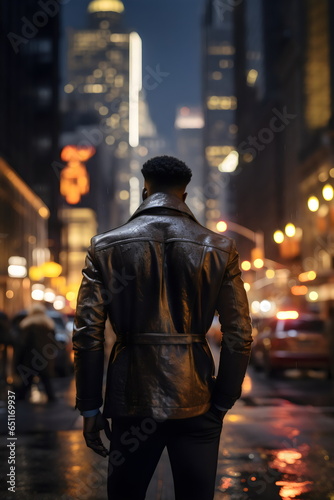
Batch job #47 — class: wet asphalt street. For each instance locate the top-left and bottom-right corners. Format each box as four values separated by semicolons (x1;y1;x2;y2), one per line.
1;343;334;500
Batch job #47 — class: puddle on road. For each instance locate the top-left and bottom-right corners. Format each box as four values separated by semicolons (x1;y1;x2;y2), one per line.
217;451;281;499
216;444;334;499
268;447;313;499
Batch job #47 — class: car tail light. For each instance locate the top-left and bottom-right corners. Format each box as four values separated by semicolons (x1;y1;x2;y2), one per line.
276;311;299;320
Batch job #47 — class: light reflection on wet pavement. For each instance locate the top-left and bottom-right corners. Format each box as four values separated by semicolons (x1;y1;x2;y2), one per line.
214;401;334;500
1;370;334;499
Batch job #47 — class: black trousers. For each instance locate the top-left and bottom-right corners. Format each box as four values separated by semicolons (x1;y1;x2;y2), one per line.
107;409;223;500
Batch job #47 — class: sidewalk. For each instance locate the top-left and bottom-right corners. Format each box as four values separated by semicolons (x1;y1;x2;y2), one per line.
2;374;334;499
0;377;174;500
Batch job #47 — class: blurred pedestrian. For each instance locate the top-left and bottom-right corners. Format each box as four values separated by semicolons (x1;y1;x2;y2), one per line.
73;156;253;500
18;304;56;402
0;311;11;385
326;301;334;378
11;310;28;387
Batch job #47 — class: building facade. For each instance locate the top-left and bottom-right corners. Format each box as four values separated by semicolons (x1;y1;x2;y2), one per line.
175;106;205;223
0;158;49;315
202;0;238;229
63;0;162;230
0;0;61;257
60;0;164;305
233;0;334;309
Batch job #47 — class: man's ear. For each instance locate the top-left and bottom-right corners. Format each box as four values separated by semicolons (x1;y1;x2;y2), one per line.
182;192;187;202
142;187;148;200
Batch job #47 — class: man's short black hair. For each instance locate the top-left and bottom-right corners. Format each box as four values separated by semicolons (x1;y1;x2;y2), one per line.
141;155;192;189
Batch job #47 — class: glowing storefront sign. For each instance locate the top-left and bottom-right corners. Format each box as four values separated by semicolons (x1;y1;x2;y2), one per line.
60;145;95;204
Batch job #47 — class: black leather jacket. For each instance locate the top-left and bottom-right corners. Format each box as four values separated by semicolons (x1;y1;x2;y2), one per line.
73;193;252;420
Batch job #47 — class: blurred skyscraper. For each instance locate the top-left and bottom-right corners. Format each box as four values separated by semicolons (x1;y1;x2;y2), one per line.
234;0;334;304
62;0;163;230
60;0;164;302
0;0;61;312
175;107;205;223
65;0;130;142
0;0;61;252
202;0;238;230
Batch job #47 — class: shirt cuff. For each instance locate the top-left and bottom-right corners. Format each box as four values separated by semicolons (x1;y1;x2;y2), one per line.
214;404;229;412
81;408;100;417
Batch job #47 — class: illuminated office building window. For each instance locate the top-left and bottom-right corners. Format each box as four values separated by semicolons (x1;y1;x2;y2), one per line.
219;59;234;69
305;0;331;129
208;45;235;55
207;96;237;110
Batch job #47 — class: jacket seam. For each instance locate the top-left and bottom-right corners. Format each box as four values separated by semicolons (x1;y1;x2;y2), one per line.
129;206;197;222
217;240;235;296
220;242;243;343
188;245;206;330
125;403;211;410
95;237;231;254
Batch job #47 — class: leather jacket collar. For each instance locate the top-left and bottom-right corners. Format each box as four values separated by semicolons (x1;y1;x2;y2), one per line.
128;192;199;223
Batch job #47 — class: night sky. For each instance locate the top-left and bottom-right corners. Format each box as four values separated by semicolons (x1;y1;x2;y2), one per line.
62;0;205;144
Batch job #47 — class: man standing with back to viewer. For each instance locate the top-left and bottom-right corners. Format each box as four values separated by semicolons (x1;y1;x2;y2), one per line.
73;155;253;500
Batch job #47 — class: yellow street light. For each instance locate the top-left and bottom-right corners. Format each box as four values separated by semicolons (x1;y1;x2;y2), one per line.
253;258;264;269
322;184;334;201
29;266;44;281
285;223;296;237
218;150;239;173
266;269;275;279
119;190;130;200
41;262;62;278
216;221;227;232
307;196;319;212
308;291;319;301
66;291;77;301
38;207;50;219
299;270;316;282
241;260;251;271
273;230;284;244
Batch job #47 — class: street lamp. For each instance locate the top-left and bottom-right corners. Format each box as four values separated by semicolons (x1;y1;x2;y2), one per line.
241;260;251;271
285;223;296;237
273;230;284;244
322;184;334;201
216;220;267;269
216;220;264;254
307;196;319;212
253;258;264;269
216;220;227;232
265;269;275;279
8;257;27;278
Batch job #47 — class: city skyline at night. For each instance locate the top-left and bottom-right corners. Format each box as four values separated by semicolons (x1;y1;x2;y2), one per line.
1;3;334;500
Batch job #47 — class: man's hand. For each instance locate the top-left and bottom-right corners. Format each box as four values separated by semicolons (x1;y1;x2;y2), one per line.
83;411;112;457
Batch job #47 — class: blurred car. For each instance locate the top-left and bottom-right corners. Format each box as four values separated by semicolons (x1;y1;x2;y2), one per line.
250;311;331;377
